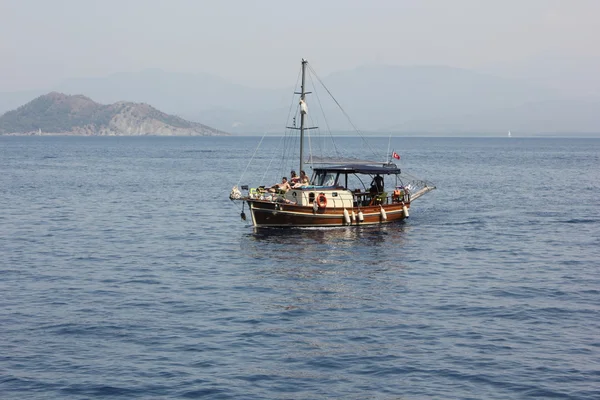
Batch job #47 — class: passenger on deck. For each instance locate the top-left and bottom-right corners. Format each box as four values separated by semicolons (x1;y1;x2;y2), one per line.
290;170;299;185
270;177;291;193
370;174;384;194
293;170;310;188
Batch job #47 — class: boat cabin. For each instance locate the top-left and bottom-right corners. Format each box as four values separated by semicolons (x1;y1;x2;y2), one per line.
310;163;401;191
280;163;404;207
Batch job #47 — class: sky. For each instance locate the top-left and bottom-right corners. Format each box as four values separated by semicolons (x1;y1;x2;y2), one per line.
1;0;599;92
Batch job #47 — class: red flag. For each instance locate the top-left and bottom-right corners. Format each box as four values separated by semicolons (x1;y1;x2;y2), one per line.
392;151;400;160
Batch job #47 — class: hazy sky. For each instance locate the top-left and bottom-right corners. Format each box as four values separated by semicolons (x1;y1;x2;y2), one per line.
1;0;598;91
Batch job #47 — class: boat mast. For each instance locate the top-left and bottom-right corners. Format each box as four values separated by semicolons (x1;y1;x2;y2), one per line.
288;58;316;173
299;58;307;174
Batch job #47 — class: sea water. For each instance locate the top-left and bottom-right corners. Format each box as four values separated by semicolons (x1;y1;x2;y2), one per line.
1;136;599;399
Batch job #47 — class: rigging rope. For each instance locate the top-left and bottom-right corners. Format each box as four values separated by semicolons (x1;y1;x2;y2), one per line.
237;61;413;190
307;63;380;161
236;134;266;188
276;66;304;179
237;65;302;187
263;134;287;184
307;71;343;161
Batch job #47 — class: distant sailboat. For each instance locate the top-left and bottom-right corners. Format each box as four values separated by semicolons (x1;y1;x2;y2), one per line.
508;130;511;138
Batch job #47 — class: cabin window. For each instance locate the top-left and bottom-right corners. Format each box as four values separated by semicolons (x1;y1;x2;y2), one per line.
346;173;367;193
314;171;338;186
308;192;315;203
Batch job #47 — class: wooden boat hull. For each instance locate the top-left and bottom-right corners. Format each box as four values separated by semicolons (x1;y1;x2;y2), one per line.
247;200;410;228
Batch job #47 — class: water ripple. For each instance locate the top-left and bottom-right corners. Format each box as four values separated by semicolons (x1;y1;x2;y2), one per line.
0;136;598;399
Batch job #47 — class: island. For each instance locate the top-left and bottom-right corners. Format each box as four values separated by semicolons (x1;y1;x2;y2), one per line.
0;92;228;136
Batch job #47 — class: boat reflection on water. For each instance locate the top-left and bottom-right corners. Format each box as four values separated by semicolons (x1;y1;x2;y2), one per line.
241;224;411;269
238;225;412;314
250;224;407;244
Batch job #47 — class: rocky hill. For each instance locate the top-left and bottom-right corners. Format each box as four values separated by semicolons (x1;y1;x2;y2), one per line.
0;92;228;136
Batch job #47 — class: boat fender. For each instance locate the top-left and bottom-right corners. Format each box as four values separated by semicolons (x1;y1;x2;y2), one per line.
351;210;356;222
317;193;327;208
343;208;350;225
380;206;387;221
313;201;319;213
357;211;364;222
403;205;409;218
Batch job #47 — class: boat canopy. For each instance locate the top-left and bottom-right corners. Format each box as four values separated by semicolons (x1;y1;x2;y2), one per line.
313;163;400;175
307;155;378;165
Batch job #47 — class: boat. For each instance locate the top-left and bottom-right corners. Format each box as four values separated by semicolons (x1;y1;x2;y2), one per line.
508;130;512;138
229;59;435;228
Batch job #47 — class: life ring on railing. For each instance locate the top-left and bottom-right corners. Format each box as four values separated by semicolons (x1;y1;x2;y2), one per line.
317;193;327;208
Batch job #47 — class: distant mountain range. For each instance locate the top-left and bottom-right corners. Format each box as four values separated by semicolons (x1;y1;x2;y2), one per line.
0;65;598;135
0;92;227;136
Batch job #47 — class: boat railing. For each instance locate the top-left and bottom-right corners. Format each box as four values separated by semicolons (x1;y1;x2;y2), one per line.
352;190;409;207
244;185;411;206
246;187;297;204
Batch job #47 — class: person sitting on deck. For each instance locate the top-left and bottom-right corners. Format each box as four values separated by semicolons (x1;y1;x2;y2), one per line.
270;177;291;193
290;170;299;185
292;170;310;188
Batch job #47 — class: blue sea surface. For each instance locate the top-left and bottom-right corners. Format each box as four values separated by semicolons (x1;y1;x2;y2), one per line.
1;136;599;399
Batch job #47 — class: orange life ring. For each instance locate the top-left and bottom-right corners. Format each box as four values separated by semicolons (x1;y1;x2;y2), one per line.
317;193;327;208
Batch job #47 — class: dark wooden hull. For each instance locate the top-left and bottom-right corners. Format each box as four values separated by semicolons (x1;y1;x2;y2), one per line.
247;200;410;228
